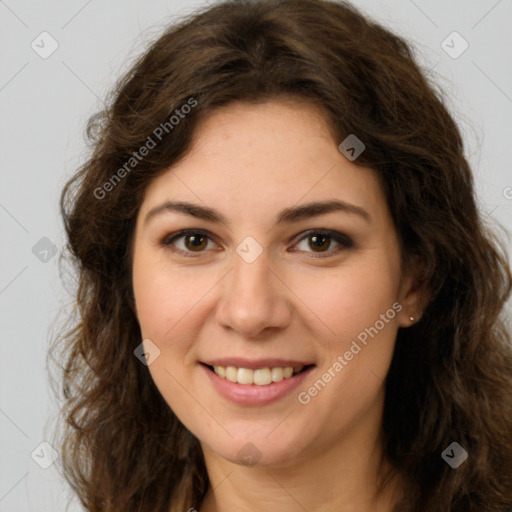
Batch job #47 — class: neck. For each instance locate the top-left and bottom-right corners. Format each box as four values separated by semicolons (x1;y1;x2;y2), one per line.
199;391;402;512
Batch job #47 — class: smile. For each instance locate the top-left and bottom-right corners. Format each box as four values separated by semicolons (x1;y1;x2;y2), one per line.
201;361;315;406
211;365;305;386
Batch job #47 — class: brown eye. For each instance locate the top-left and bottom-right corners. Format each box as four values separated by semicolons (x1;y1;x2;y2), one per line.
292;230;353;258
184;234;208;251
162;230;216;255
308;234;331;252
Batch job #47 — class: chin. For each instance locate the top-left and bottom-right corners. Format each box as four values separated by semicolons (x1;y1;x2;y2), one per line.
199;426;310;469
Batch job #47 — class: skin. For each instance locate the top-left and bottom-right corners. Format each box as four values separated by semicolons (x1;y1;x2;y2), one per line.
132;97;427;511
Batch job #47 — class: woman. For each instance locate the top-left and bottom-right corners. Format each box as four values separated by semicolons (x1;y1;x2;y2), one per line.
53;0;512;510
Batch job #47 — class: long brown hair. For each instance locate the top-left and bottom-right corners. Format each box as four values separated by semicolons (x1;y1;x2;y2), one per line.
51;1;512;510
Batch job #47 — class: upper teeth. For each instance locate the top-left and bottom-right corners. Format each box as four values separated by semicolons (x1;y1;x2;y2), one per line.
213;365;304;386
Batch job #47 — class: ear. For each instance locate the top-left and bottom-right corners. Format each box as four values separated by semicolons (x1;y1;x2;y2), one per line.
396;254;431;328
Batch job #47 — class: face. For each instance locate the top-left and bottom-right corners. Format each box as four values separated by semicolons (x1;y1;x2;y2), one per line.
132;98;421;469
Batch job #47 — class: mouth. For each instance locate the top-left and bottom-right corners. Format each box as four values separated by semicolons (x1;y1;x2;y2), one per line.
203;363;313;386
200;360;316;406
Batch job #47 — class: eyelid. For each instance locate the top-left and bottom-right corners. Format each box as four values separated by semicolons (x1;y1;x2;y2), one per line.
162;228;214;244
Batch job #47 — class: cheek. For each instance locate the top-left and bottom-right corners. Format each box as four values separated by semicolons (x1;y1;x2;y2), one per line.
293;263;400;434
133;266;176;340
287;256;400;344
132;250;211;341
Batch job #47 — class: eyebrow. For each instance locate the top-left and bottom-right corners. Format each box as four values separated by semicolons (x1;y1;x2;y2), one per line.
144;199;371;226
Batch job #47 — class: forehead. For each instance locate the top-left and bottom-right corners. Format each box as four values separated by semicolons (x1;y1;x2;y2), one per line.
140;99;387;223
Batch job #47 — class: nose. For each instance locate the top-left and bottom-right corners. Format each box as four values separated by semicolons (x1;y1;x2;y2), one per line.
215;251;292;338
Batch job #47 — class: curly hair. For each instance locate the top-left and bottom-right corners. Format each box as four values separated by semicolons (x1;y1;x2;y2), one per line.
51;0;512;510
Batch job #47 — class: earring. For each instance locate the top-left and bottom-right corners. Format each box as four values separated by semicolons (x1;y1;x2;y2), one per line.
409;315;415;322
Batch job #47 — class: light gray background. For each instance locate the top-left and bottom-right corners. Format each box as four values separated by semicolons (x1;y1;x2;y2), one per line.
1;1;511;510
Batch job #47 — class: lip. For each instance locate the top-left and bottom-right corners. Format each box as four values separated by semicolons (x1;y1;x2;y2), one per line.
201;363;315;406
202;358;312;370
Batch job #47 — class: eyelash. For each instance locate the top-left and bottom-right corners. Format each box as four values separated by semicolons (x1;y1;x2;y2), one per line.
160;229;354;259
